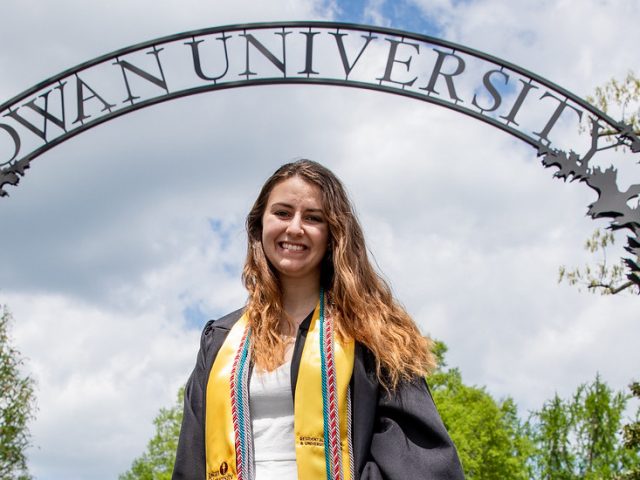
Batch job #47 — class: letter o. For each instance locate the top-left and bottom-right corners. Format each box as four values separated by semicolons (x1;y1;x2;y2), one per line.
0;123;21;166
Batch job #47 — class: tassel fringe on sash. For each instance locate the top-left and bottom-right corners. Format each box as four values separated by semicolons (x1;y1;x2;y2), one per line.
229;324;254;480
320;296;344;480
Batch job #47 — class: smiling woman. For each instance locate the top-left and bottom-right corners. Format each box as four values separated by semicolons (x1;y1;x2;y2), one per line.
173;159;465;480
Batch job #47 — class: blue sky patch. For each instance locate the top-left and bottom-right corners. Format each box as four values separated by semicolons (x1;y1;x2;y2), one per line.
208;217;234;250
334;0;443;37
182;302;210;330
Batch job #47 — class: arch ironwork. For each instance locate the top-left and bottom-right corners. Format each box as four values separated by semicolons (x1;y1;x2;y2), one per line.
0;21;638;287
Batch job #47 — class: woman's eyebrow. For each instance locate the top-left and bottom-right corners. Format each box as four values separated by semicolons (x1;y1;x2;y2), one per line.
270;202;323;213
270;202;293;209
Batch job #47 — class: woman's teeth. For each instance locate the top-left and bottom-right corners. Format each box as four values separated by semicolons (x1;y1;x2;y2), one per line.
281;242;305;251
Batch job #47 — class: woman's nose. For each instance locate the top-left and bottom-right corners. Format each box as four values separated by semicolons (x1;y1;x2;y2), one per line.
286;214;304;236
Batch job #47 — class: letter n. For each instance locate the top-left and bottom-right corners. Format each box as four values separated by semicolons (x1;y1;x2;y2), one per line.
114;46;169;104
239;31;291;78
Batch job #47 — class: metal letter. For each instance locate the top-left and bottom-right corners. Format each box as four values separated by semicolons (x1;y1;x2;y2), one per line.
499;79;539;126
2;83;67;142
376;39;420;87
185;34;231;82
114;46;169;104
239;31;291;78
0;123;21;165
533;91;583;142
420;49;466;102
73;75;116;124
298;30;320;76
329;32;377;79
471;69;508;113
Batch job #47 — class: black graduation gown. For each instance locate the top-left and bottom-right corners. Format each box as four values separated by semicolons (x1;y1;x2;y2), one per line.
172;309;465;480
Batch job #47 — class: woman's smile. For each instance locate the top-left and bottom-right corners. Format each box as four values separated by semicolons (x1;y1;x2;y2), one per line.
279;241;307;252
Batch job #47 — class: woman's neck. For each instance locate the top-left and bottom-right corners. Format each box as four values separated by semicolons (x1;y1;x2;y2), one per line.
280;277;321;333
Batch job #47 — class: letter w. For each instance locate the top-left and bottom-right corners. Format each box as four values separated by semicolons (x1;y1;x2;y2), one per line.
3;83;67;142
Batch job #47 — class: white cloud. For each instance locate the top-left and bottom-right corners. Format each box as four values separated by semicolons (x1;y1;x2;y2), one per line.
8;293;197;479
412;0;640;93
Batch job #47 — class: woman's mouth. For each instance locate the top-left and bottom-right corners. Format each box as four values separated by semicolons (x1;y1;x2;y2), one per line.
279;242;306;251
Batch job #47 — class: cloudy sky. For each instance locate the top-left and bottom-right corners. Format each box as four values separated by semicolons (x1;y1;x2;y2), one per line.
1;1;639;479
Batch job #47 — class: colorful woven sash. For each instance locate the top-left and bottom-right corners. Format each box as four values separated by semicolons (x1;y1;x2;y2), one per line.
205;291;355;480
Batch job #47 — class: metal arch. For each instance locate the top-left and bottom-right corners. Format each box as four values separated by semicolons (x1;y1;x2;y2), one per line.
0;21;638;288
0;21;628;129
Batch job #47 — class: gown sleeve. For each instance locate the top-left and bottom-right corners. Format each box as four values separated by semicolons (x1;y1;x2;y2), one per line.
360;377;465;480
172;320;215;480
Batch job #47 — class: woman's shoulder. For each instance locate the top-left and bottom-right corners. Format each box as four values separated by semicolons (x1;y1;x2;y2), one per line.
203;307;245;334
196;307;246;360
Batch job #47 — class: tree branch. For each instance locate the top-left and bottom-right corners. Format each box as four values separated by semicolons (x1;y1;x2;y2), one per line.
587;280;634;295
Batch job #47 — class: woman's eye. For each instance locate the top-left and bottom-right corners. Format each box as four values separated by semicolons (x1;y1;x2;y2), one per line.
274;210;289;218
306;215;323;223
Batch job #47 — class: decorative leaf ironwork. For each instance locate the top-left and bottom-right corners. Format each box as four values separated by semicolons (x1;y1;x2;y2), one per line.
538;125;640;290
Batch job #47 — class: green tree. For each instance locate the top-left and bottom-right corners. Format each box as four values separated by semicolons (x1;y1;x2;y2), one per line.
529;393;575;480
119;388;184;480
618;381;640;480
528;374;639;479
0;306;36;480
559;72;640;295
590;72;640;137
558;228;638;295
429;341;533;480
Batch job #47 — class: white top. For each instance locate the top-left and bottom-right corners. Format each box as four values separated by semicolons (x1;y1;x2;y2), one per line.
250;358;298;480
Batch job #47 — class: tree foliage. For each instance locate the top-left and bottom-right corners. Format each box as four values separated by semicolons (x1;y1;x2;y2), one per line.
119;388;184;480
617;381;640;480
559;72;640;295
0;306;36;480
590;71;640;136
558;228;638;294
528;374;639;480
429;341;533;480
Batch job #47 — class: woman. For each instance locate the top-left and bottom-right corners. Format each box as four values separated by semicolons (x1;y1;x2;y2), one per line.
173;160;464;480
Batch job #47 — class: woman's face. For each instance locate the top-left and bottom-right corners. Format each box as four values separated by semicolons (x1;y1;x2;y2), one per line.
261;176;329;285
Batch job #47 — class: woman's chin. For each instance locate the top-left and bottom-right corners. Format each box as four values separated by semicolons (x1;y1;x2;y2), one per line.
274;264;321;283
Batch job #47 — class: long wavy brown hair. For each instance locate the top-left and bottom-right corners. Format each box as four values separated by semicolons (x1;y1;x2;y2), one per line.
242;159;436;390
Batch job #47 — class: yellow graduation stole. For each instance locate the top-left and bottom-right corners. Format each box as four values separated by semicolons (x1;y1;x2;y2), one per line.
204;292;355;480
